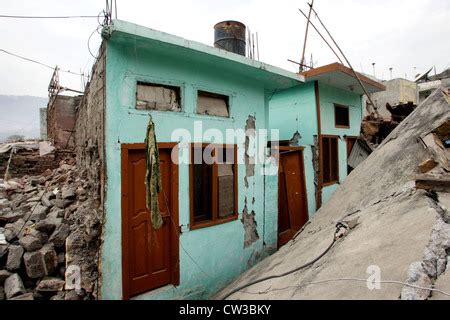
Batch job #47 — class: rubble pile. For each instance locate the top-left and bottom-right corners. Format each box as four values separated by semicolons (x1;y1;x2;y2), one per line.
0;141;70;179
361;116;398;147
0;158;102;300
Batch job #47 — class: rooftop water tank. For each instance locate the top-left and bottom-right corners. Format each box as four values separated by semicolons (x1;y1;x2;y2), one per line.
214;21;246;56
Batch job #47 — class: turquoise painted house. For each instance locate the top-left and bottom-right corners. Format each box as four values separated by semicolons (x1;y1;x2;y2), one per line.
269;63;385;212
77;20;384;300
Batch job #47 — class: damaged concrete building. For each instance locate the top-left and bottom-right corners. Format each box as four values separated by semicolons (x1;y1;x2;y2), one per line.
218;88;450;300
362;78;418;147
1;19;388;301
417;67;450;104
76;20;309;300
72;20;385;300
270;62;385;222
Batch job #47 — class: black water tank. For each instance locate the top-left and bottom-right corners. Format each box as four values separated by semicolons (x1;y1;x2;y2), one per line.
214;21;246;56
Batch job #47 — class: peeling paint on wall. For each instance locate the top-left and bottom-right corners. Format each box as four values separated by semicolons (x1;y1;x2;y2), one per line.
289;131;302;146
244;116;256;189
241;202;259;248
312;135;320;209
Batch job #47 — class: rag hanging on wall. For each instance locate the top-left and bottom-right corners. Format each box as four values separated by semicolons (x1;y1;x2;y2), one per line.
145;115;163;230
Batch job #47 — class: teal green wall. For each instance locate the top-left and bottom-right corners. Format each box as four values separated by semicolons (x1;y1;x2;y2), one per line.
268;81;363;213
318;83;362;204
269;82;318;216
101;39;280;300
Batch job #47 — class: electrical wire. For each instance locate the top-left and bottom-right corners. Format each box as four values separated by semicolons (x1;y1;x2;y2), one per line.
241;277;450;298
221;224;346;300
87;26;102;60
0;48;88;78
0;14;102;19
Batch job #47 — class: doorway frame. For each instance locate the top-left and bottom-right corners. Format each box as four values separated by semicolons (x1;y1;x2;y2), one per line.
121;142;180;300
275;145;309;248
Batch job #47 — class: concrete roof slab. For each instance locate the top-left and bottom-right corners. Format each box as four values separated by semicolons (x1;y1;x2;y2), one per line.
106;20;304;91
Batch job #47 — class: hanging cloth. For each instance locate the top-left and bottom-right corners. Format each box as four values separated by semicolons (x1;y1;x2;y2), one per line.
145;115;163;230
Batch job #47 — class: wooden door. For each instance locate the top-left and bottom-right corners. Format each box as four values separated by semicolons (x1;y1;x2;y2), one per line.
278;148;309;247
346;137;358;174
121;143;179;299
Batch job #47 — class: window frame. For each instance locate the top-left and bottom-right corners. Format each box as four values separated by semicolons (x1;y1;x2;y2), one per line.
334;104;350;129
321;135;340;186
196;90;231;118
135;81;182;112
189;143;238;230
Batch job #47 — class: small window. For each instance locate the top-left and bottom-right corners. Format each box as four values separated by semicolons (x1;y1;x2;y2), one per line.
197;91;229;117
190;144;237;229
322;136;339;185
136;82;181;112
334;104;350;128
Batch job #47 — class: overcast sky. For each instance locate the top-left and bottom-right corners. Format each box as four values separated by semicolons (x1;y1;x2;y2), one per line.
1;0;449;97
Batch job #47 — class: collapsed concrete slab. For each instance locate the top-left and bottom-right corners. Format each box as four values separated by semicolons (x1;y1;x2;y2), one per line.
217;89;450;300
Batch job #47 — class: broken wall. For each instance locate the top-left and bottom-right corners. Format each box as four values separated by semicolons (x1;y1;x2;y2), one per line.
47;95;82;149
68;43;107;299
364;78;418;121
0;147;70;179
74;43;106;200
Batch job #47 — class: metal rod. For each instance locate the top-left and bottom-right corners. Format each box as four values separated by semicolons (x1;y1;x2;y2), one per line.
300;0;315;72
308;7;379;114
298;8;344;65
256;32;260;61
252;33;255;60
4;147;14;181
288;59;312;69
114;0;118;19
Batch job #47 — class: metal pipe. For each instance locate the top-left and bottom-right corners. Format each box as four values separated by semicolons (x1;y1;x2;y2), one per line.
298;9;344;65
256;32;260;61
308;7;379;114
300;0;315;72
288;59;312;69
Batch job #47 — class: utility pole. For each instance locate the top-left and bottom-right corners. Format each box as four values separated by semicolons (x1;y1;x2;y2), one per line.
372;62;376;78
389;67;393;80
300;0;315;73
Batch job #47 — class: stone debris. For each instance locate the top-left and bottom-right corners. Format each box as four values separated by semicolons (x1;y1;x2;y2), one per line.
19;235;43;252
0;157;101;300
36;277;65;292
48;224;70;248
0;270;12;284
6;245;24;271
9;292;34;300
4;273;26;299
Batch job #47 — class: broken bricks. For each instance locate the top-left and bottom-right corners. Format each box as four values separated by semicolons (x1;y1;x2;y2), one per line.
4;273;26;299
0;157;99;300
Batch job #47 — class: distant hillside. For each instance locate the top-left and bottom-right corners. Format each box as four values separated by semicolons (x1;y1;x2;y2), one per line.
0;95;48;142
